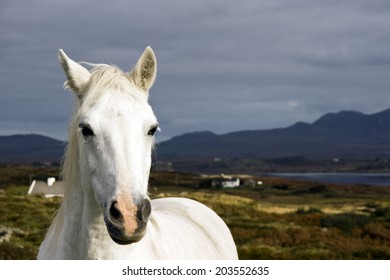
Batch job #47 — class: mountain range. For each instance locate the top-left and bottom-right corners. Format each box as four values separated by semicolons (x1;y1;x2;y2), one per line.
0;134;65;164
1;109;390;163
157;109;390;160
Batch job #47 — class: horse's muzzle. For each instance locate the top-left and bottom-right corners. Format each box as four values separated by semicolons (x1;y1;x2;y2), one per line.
104;197;151;245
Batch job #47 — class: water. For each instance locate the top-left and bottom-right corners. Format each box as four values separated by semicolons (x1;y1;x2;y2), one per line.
267;173;390;186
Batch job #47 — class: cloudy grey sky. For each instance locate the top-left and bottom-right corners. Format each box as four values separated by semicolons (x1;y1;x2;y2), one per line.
1;0;390;141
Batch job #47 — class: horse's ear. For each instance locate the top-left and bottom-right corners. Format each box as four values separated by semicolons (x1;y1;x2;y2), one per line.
58;49;91;96
129;46;157;93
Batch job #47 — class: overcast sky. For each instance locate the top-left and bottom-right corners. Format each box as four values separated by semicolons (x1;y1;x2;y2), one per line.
1;0;390;141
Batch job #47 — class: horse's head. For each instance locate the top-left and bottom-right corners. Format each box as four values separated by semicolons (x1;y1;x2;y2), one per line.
59;47;158;245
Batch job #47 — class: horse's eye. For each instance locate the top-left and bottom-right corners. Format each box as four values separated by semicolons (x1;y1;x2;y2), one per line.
147;125;158;136
79;123;94;137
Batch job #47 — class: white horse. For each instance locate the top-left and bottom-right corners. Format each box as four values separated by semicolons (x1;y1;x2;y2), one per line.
38;47;238;259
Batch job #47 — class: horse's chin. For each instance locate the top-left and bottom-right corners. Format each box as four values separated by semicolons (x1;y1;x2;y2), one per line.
108;230;146;245
104;218;147;245
110;234;144;245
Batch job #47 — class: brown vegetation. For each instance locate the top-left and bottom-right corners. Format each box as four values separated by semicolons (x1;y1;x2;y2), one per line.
1;167;390;259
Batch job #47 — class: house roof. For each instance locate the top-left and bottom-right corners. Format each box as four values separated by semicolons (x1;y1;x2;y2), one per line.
28;180;64;197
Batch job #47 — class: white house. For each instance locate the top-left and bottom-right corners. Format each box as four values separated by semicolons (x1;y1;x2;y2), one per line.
221;178;240;188
211;177;240;188
27;177;64;198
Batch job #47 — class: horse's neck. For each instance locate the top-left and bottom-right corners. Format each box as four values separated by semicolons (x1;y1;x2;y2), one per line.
54;181;109;259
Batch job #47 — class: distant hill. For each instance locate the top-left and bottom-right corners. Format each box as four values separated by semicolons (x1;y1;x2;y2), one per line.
2;109;390;164
157;109;390;160
0;134;65;163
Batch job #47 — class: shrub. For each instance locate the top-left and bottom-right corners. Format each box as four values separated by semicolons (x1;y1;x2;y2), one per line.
238;246;276;260
296;207;323;215
362;223;390;241
272;184;290;191
320;213;371;233
294;184;332;196
0;242;36;260
308;185;329;194
353;248;390;259
372;206;390;220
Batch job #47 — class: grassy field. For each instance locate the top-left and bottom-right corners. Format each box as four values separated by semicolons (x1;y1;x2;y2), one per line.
1;166;390;259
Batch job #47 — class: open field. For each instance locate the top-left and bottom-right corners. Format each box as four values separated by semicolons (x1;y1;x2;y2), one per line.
1;166;390;259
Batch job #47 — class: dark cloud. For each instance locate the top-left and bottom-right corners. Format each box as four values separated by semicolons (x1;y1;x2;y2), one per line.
1;0;390;141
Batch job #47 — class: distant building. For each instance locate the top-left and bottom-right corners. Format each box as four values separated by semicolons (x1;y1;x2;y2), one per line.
243;179;257;188
211;177;240;189
27;177;64;198
222;178;240;188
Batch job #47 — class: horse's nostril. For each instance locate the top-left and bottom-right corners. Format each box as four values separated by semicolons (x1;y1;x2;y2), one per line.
109;201;122;222
138;199;152;222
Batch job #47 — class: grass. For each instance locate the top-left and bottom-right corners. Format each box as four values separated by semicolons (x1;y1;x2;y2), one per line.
1;168;390;259
0;186;61;259
150;180;390;259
